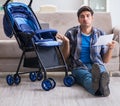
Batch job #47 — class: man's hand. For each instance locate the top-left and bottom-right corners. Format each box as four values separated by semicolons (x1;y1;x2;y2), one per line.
56;33;70;60
56;33;69;44
107;40;116;50
103;40;116;63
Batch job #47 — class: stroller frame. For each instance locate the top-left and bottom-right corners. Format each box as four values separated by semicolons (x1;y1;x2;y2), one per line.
3;0;75;91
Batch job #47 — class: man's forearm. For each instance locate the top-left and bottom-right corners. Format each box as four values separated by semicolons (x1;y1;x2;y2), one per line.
103;41;116;63
62;41;70;60
103;49;113;63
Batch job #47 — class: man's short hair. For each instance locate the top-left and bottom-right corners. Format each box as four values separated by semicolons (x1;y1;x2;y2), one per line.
77;6;94;18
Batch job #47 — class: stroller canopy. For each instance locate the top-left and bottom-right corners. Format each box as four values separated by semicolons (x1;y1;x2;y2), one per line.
3;2;41;38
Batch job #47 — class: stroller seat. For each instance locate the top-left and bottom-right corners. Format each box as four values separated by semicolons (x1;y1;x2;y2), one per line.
3;0;75;91
14;15;61;48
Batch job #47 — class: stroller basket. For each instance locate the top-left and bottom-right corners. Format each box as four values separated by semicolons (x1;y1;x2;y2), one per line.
3;0;75;91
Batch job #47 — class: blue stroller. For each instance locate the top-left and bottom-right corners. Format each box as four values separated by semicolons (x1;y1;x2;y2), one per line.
3;0;75;91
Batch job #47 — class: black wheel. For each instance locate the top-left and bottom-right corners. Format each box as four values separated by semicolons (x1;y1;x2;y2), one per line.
63;75;75;87
6;75;14;86
37;71;43;81
48;78;56;89
41;79;52;91
29;72;37;82
14;74;21;85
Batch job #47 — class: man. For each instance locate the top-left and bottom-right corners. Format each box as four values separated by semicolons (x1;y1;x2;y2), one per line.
56;6;116;97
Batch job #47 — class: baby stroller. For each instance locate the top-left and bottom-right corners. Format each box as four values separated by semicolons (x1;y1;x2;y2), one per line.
3;0;75;91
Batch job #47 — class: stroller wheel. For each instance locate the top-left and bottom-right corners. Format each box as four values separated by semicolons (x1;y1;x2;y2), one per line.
48;78;56;89
29;72;37;82
14;74;21;85
6;75;14;86
37;71;43;81
63;75;75;87
41;79;52;91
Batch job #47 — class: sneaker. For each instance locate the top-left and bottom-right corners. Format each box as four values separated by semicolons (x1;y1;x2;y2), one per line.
100;71;110;97
91;63;101;92
95;89;102;96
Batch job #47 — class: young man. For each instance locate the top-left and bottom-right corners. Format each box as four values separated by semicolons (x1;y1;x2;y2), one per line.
56;6;116;97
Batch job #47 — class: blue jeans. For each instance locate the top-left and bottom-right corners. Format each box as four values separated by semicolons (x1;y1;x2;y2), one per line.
72;63;106;95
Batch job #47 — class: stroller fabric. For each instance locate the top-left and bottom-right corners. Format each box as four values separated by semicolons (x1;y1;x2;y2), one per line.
3;2;61;68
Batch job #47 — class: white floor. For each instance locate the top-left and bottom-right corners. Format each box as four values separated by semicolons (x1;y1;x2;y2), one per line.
0;72;120;106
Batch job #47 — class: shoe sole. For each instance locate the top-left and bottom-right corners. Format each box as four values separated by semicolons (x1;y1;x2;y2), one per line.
91;64;101;92
100;72;110;97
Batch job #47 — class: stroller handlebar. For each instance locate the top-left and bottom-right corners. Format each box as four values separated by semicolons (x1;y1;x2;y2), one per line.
3;0;33;7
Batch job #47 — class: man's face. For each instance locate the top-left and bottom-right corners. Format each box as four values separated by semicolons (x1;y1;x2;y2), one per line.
78;11;93;28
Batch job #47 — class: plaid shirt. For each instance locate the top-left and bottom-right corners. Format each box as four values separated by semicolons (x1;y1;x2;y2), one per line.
65;25;108;70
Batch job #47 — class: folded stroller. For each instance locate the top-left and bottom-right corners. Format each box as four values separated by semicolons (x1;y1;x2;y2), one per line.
3;0;75;91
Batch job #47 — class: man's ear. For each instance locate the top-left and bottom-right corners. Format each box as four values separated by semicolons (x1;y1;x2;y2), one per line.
78;18;80;23
92;15;94;20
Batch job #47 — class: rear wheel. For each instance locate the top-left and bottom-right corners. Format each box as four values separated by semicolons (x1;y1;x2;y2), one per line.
41;79;52;91
48;78;56;89
63;75;75;87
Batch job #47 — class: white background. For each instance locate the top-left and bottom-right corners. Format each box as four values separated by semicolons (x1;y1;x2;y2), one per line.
3;0;120;27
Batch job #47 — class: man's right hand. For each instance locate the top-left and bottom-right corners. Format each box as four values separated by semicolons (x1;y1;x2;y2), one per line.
56;33;70;60
56;33;69;44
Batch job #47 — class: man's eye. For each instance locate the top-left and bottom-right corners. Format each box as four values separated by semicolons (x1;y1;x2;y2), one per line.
87;14;91;17
80;15;84;18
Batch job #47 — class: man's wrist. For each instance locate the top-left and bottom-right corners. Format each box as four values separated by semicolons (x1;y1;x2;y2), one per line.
108;47;113;51
63;36;69;44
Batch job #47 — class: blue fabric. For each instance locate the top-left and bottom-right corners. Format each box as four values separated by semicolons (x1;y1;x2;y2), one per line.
72;63;106;95
35;29;57;39
79;33;92;64
3;2;40;38
3;15;13;38
34;29;60;47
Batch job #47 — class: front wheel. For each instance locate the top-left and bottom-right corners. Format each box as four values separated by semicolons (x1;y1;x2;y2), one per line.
29;72;37;82
6;75;14;86
37;71;43;81
14;74;21;85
